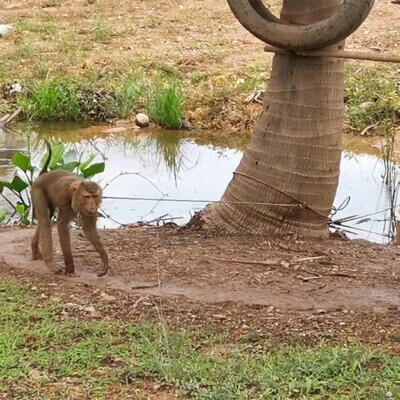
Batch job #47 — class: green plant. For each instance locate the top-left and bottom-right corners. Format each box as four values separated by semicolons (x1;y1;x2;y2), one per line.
0;210;7;223
0;140;105;224
148;82;183;129
345;67;400;134
92;19;112;43
18;80;81;121
108;78;144;118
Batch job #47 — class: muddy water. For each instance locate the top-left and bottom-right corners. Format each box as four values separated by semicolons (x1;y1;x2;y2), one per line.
0;124;398;243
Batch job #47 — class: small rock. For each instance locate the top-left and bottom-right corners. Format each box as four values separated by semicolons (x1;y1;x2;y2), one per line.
266;306;275;313
31;286;38;291
0;24;13;38
10;82;22;95
83;306;96;313
386;391;393;398
100;292;117;304
212;314;227;320
135;113;150;128
358;101;375;112
372;306;390;315
316;309;327;314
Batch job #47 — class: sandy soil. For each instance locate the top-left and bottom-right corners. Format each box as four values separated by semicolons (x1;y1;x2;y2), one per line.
1;225;400;351
0;0;399;74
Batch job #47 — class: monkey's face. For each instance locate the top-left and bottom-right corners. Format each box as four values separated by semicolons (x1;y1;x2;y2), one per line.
70;181;102;216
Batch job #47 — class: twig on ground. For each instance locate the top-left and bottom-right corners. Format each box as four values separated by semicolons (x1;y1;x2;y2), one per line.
298;273;356;282
131;283;159;290
0;108;21;128
210;255;325;267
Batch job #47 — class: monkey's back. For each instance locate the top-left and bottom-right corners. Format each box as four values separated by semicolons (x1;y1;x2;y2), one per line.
32;170;81;209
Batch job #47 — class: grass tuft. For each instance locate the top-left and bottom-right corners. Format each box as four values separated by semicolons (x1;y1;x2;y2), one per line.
148;82;183;129
106;77;145;118
18;80;81;121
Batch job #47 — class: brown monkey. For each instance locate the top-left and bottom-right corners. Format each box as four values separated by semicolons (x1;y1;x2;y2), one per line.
31;141;109;276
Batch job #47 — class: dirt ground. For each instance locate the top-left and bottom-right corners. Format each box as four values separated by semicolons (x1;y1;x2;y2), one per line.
0;0;399;76
1;225;400;352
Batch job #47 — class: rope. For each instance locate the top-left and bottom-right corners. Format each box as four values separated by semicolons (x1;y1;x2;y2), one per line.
102;196;302;208
233;171;327;219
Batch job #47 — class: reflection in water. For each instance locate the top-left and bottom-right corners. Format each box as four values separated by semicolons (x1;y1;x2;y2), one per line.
0;124;399;243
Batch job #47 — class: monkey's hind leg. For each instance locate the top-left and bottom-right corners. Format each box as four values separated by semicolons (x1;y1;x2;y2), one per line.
32;188;62;274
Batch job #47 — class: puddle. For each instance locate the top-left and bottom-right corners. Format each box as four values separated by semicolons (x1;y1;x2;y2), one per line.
0;124;398;243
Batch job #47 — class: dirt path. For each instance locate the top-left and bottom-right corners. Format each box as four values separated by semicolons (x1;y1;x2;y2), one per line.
1;226;400;312
2;225;400;349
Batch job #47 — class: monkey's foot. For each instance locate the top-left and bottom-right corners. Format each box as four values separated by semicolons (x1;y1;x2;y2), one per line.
65;271;79;277
46;262;63;274
31;250;43;260
97;267;109;277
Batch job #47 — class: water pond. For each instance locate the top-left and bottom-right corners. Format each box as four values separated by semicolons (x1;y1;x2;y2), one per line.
0;124;398;244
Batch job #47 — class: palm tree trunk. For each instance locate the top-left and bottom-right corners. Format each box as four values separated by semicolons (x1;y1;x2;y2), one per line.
201;0;345;238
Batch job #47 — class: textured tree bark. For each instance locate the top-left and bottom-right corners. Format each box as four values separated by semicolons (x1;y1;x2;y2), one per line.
200;0;345;238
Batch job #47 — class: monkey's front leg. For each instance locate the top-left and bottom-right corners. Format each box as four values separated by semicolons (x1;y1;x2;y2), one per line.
40;220;63;274
82;215;109;277
57;212;75;275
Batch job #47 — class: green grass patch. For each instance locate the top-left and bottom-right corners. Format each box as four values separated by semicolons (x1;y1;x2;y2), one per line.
18;80;81;121
106;77;145;119
345;66;400;134
0;280;400;398
148;82;183;129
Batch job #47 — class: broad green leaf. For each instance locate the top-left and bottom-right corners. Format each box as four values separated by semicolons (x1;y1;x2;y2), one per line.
16;204;28;216
82;162;105;178
63;149;78;164
10;176;29;193
0;210;6;223
0;180;11;193
49;143;65;170
12;152;32;172
79;154;96;172
63;161;80;172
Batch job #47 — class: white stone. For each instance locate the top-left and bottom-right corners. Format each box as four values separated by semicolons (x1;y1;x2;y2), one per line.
0;25;13;37
135;113;150;128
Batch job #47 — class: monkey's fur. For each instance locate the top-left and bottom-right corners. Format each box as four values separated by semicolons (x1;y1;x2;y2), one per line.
31;141;109;276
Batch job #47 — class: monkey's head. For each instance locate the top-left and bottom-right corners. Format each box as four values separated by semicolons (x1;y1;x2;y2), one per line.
70;180;102;216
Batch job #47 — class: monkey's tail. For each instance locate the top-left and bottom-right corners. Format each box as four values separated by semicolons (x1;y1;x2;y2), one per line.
39;139;52;176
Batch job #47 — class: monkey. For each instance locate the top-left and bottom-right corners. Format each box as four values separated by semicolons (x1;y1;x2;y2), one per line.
31;141;109;277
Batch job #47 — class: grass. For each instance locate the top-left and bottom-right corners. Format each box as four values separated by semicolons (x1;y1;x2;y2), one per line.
1;279;400;399
345;66;400;135
147;82;183;129
106;77;145;118
18;80;81;121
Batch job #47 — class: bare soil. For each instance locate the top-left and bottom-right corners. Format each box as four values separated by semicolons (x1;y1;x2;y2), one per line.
1;225;400;352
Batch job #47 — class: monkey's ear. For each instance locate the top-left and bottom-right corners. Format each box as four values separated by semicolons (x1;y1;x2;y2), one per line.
69;181;82;193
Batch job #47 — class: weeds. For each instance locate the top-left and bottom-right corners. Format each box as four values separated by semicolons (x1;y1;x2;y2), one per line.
92;18;113;43
148;82;183;129
345;66;400;135
106;77;145;118
18;80;81;121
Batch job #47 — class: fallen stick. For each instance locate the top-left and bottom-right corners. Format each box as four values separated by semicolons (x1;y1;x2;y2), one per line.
211;255;325;267
0;108;21;128
298;273;356;282
264;45;400;64
131;283;159;290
